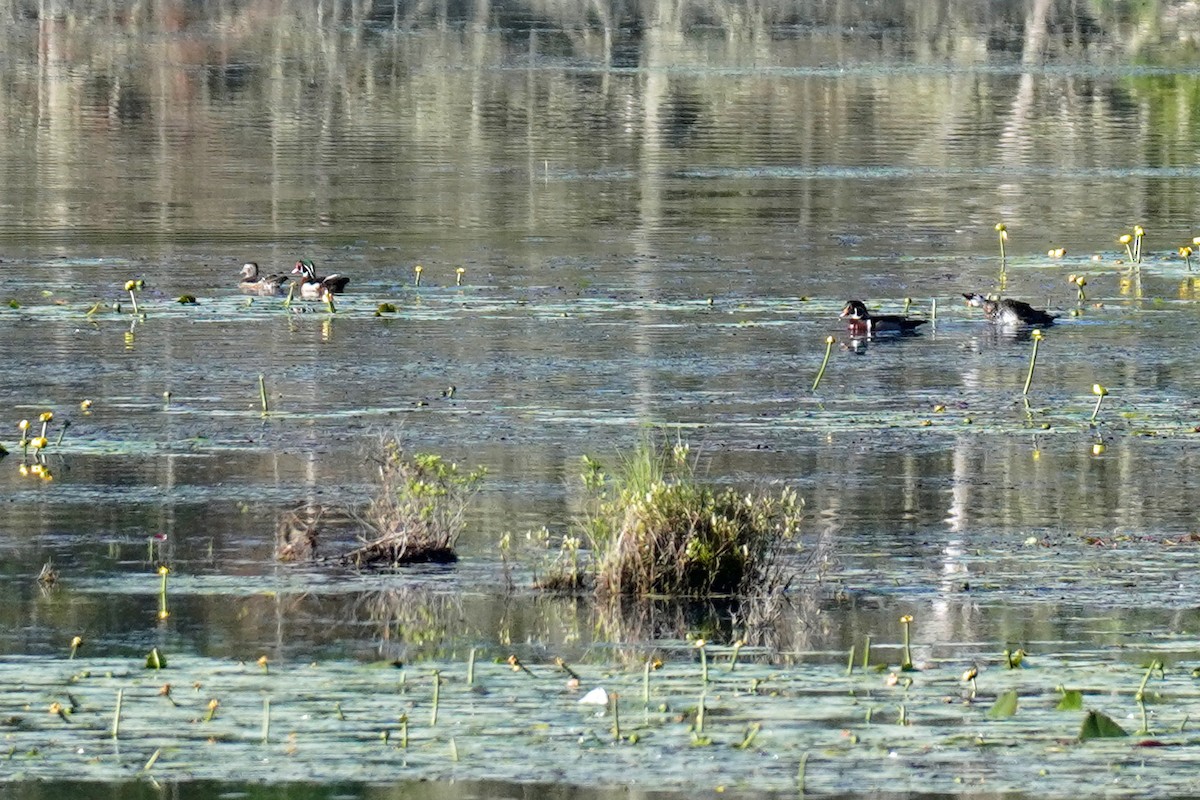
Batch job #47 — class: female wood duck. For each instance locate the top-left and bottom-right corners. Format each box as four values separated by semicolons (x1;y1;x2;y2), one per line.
239;262;289;295
963;293;1057;327
840;300;927;335
292;260;350;299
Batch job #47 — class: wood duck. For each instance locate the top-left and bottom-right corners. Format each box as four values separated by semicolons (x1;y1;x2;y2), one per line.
238;262;289;295
839;300;927;335
292;260;350;299
963;293;1057;327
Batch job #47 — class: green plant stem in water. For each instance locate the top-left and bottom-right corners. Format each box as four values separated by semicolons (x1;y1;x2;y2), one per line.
1090;386;1108;423
111;688;123;739
698;643;708;684
611;691;621;741
812;336;835;393
467;648;476;686
1022;331;1043;396
430;670;440;726
55;420;69;447
798;752;809;794
259;375;269;416
696;691;705;735
643;659;651;706
845;645;856;676
729;640;743;672
900;616;914;671
261;697;270;744
861;635;871;669
158;569;169;620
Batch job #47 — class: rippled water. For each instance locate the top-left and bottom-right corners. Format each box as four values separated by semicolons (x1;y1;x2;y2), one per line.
4;1;1200;796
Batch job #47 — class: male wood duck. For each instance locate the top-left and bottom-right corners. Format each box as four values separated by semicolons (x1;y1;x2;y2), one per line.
963;293;1057;327
238;262;289;295
292;260;350;299
839;300;927;335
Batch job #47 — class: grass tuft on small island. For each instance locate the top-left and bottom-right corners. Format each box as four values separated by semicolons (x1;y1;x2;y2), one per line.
544;437;803;599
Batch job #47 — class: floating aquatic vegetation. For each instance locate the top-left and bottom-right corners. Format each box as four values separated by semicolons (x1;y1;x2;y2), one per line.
0;642;1197;793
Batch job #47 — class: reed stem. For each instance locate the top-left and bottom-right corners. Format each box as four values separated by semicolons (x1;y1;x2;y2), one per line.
431;669;440;726
861;635;871;669
611;691;621;741
261;697;270;744
157;566;170;620
900;614;914;671
259;375;269;415
1090;384;1108;423
845;645;856;676
1022;330;1043;396
729;640;744;672
643;659;651;706
811;336;835;393
112;688;123;739
467;647;476;686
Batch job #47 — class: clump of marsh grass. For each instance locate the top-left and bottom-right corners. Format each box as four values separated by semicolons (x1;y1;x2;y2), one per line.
535;534;589;592
580;438;803;599
344;434;485;567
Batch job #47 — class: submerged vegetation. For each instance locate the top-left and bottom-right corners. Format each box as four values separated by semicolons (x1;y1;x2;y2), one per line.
547;439;803;599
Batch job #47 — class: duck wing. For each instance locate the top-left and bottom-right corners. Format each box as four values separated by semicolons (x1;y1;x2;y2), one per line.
320;274;350;293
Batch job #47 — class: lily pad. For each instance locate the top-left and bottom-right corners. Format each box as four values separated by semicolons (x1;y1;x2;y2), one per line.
1079;709;1128;740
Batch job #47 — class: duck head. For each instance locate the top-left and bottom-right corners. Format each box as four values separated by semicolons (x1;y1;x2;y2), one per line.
241;262;261;280
840;300;870;320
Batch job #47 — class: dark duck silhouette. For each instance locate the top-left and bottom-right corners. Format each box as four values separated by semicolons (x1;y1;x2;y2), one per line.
238;262;289;295
839;300;927;336
292;260;350;299
963;293;1057;327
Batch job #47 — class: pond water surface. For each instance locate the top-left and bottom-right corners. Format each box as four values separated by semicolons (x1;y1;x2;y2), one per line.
5;1;1200;797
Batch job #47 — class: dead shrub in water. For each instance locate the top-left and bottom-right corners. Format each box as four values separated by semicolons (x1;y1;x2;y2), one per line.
343;436;485;567
275;504;325;561
580;439;803;599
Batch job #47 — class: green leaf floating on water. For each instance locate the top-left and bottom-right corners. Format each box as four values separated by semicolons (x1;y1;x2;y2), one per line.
986;690;1018;719
1079;709;1128;740
1056;690;1084;711
145;648;167;670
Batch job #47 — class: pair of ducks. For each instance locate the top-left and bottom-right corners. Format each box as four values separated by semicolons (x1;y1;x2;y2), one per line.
239;261;350;299
840;294;1057;335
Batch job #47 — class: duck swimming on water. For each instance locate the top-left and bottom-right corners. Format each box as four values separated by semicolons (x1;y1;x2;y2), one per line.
839;300;927;336
238;262;289;295
292;260;350;299
962;293;1057;327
